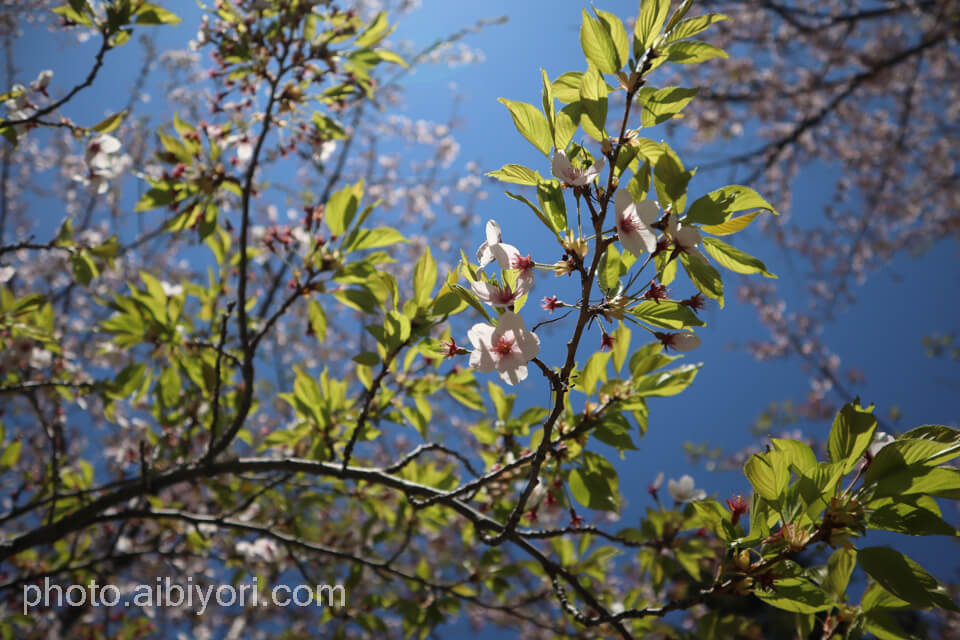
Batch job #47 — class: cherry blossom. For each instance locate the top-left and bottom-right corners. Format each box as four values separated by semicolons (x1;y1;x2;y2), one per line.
467;311;540;385
614;189;658;255
476;220;520;270
667;475;706;503
656;331;701;353
235;537;280;563
74;134;129;194
667;214;707;263
471;279;529;309
551;149;604;187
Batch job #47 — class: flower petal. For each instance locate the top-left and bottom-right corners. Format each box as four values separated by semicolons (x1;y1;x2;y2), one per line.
467;322;495;349
551;150;574;182
485;220;502;246
635;199;660;225
496;359;528;385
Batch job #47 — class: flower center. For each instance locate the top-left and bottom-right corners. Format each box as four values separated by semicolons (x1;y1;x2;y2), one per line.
619;213;638;234
492;336;515;357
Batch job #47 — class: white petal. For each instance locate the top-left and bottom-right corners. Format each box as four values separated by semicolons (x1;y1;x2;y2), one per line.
95;134;121;154
614;189;633;216
514;270;534;298
516;327;540;361
470;280;496;305
497;360;528;386
635;200;660;225
485;220;502;246
620;227;657;256
673;333;701;352
489;242;520;270
467;322;495;349
0;266;15;283
551;151;574;182
676;226;702;250
469;347;497;373
476;241;495;267
581;156;605;182
495;311;526;334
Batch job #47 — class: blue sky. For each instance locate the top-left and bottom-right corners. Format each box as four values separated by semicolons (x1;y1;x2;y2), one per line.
8;0;960;631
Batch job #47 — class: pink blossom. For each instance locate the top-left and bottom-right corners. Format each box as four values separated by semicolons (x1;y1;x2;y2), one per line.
467;311;540;385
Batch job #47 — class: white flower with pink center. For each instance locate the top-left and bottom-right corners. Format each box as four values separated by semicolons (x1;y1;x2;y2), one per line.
467;311;540;385
476;220;520;270
667;214;707;263
551;149;604;187
614;190;658;256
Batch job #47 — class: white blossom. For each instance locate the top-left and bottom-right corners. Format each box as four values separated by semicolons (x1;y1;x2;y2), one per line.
667;474;706;502
615;190;658;255
467;311;540;385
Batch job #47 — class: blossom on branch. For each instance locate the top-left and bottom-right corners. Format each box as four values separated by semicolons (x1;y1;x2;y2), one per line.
666;214;707;263
467;311;540;385
551;149;603;187
476;220;520;270
615;189;658;255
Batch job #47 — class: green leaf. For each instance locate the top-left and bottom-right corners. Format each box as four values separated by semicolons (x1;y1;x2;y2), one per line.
635;0;669;54
354;11;393;48
70;251;98;286
666;13;728;43
536;180;568;232
487;381;514;421
702;237;776;278
593;413;637;451
859;547;959;611
653;143;692;213
326;181;362;236
629;300;704;330
861;581;911;612
865;429;960;486
637;87;698;127
827;400;878;473
822;548;856;601
308;300;328;342
868;502;957;537
0;440;21;469
541;68;555;142
498;98;553;156
594;9;629;70
135;3;182;25
579;351;611;396
555;102;580;150
551;72;584;103
770;438;818;475
685;185;778;226
700;211;762;236
666;40;728;64
580;9;622;74
486;164;543;186
92;110;127;133
870;466;960;501
744;451;789;501
352;352;380;366
633;362;700;397
599;244;622;293
579;65;608;141
612;324;631;374
755;581;833;614
343;227;406;251
569;452;619;511
413;246;437;307
680;253;724;307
